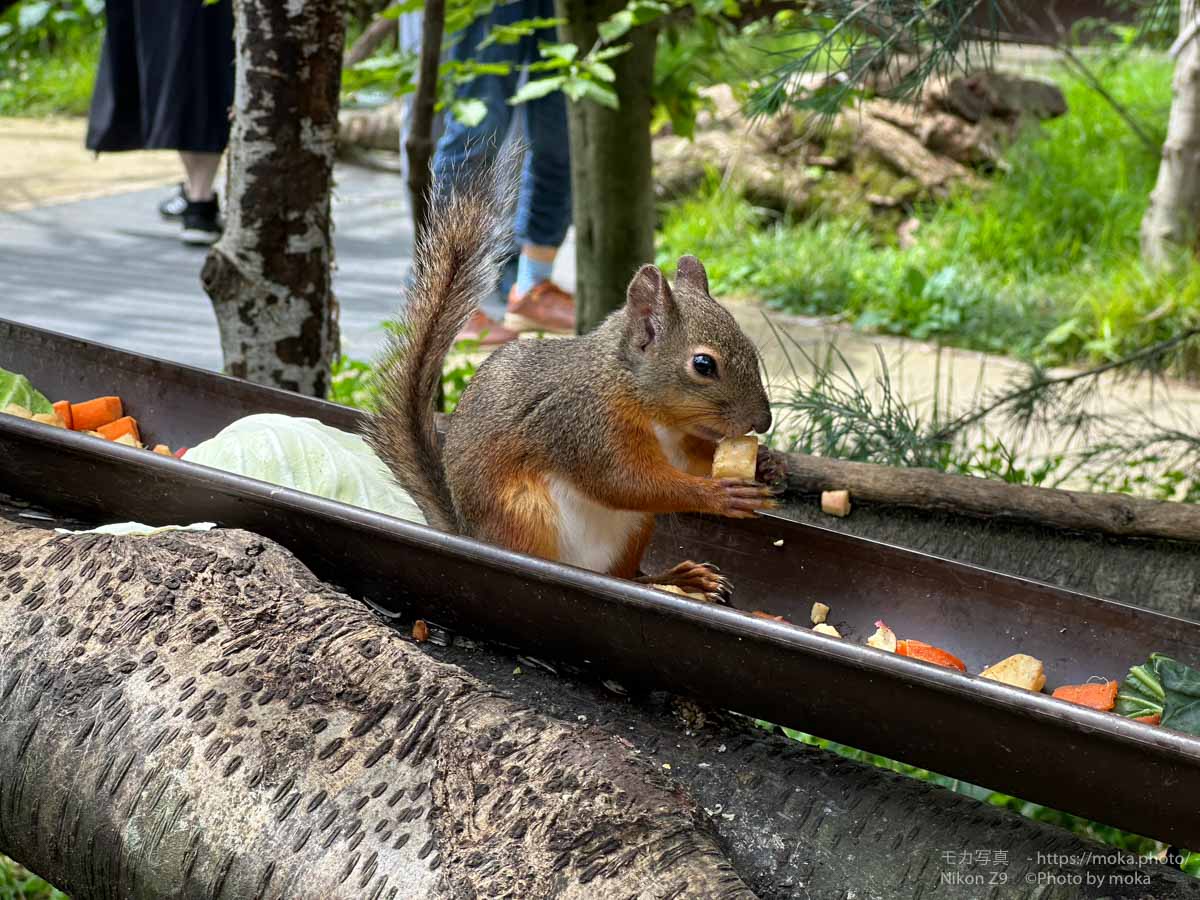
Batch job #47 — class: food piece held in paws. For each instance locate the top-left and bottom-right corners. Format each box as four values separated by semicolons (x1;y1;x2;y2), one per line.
821;489;851;517
867;620;897;652
811;602;830;625
980;654;1046;691
412;619;430;642
813;623;841;637
1052;680;1118;711
153;444;172;456
712;435;759;480
897;639;966;672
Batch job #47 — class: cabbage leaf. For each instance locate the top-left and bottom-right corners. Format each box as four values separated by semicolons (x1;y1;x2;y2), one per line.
0;367;53;414
184;414;427;526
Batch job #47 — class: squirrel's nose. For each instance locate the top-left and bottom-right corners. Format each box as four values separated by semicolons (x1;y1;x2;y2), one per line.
753;409;772;434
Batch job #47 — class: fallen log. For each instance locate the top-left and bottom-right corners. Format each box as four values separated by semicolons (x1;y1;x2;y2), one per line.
2;511;1199;898
0;522;750;899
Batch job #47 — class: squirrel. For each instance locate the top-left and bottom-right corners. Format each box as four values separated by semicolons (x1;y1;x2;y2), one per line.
366;149;779;603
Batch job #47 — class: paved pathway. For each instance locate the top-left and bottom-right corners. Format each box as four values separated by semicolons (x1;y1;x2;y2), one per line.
0;158;574;370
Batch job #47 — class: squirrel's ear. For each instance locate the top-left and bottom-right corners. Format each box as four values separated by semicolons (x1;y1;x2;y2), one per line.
675;255;710;295
625;264;674;352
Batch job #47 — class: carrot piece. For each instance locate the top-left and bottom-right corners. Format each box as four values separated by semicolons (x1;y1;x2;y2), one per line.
1051;680;1118;711
52;401;73;429
70;396;122;431
97;415;140;443
174;447;188;459
1134;713;1161;726
897;639;967;672
752;610;789;623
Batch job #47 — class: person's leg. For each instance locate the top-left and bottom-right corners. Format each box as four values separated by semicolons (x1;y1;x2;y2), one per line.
180;151;221;201
436;5;527;343
504;6;574;333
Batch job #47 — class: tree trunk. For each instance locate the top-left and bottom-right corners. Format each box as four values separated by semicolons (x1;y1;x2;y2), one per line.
201;0;344;397
4;518;1199;898
555;0;658;333
0;523;752;899
406;0;446;241
1141;0;1200;267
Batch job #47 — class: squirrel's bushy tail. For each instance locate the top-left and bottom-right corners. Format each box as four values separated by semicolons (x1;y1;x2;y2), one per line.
366;145;519;533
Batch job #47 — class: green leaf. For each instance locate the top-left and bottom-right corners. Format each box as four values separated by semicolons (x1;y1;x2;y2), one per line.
583;60;616;83
1115;654;1170;722
598;10;633;42
573;77;619;109
450;97;488;127
538;41;578;63
1158;656;1200;734
477;16;563;48
18;1;51;29
381;0;425;18
0;367;53;414
508;76;565;105
591;42;633;62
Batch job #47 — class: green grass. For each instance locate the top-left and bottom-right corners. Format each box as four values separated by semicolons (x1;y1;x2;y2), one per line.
657;55;1200;374
0;855;67;900
0;31;100;117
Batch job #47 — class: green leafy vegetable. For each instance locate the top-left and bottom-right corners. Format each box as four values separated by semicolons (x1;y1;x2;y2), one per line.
1116;653;1200;734
184;414;427;526
0;367;53;414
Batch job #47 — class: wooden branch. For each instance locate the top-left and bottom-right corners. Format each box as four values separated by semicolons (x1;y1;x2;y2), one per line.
344;15;395;69
778;449;1200;544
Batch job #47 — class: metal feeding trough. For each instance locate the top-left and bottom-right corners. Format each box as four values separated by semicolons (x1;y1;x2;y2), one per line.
3;317;1200;846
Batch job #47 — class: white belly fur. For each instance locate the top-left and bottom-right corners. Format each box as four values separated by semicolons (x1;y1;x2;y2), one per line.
548;425;690;574
548;477;643;573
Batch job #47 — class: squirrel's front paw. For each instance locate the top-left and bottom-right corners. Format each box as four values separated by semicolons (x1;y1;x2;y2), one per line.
755;446;789;489
714;478;779;518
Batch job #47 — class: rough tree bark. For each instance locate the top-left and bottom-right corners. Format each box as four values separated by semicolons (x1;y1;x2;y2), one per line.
1141;0;1200;267
3;516;1197;899
0;523;750;899
406;0;446;240
555;0;658;333
201;0;344;397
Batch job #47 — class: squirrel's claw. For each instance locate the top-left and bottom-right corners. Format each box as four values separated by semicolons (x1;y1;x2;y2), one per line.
642;560;731;604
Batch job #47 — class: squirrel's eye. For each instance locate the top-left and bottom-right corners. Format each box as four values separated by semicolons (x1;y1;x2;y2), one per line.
691;353;718;379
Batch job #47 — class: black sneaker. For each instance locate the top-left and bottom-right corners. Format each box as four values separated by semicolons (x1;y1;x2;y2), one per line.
181;196;222;246
159;183;188;219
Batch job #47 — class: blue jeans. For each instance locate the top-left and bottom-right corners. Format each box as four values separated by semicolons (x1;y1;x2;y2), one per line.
433;0;572;255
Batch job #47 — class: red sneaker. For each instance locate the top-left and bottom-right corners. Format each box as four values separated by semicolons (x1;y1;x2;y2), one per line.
504;281;576;334
455;310;519;346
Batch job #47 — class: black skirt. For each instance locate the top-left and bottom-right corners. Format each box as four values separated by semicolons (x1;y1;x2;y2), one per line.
86;0;235;154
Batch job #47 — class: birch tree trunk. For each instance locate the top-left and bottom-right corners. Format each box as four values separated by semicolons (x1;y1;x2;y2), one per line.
1141;0;1200;267
554;0;657;333
201;0;345;397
